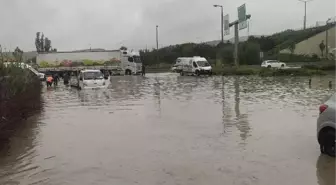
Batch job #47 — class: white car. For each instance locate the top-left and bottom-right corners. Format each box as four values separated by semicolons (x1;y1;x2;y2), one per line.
77;70;108;90
261;60;286;68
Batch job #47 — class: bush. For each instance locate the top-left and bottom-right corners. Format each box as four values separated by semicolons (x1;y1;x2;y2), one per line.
259;68;326;76
212;66;258;76
0;62;42;131
303;63;335;71
265;53;320;63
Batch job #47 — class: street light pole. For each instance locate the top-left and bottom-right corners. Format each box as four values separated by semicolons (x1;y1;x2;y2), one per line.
299;0;313;30
214;5;224;43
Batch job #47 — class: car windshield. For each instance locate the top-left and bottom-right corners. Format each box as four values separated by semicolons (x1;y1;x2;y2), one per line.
197;60;210;67
83;71;103;80
134;56;142;63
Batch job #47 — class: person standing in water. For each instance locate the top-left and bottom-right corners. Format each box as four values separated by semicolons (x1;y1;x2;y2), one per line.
53;73;59;86
46;75;53;87
63;72;70;85
142;64;146;76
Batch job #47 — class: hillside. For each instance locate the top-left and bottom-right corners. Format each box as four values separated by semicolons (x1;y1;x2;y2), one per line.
267;23;335;54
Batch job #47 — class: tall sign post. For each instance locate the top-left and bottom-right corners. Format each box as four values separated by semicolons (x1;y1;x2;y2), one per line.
224;14;230;36
238;4;248;30
229;4;251;68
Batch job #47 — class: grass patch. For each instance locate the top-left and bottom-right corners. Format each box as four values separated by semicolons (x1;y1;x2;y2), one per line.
259;68;326;76
212;65;327;76
302;62;335;71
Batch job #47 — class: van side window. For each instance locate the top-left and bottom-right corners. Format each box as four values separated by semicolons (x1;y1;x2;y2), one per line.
128;57;134;62
193;62;198;68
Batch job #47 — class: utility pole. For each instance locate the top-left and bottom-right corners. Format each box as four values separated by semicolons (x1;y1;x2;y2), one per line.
234;23;239;67
156;25;159;50
299;0;313;30
156;25;159;64
326;18;331;57
213;5;224;43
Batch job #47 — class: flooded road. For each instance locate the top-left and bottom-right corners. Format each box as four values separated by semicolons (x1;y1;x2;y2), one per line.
0;73;335;185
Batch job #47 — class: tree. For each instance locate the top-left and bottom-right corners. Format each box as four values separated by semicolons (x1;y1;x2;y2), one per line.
319;40;325;57
12;47;23;62
120;46;127;50
35;32;41;52
288;41;296;55
44;37;51;52
40;33;45;52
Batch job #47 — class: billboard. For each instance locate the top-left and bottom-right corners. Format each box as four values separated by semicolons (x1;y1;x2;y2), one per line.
224;14;230;35
238;4;247;30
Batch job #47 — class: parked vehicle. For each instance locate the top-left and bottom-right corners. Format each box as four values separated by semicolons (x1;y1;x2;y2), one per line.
317;93;335;157
261;60;286;68
175;56;212;76
36;49;142;75
70;69;108;90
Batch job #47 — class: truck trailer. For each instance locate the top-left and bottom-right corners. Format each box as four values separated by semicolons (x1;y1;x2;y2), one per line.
36;49;143;75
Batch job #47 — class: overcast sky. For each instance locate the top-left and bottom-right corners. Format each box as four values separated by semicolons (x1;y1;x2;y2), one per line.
0;0;335;51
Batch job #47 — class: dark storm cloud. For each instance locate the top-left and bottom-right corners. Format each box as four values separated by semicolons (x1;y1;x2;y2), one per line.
0;0;335;51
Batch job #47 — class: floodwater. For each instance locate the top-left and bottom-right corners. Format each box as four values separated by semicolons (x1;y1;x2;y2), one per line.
0;73;335;185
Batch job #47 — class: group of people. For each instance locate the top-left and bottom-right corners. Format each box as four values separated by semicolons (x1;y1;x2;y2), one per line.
45;73;70;87
45;67;146;88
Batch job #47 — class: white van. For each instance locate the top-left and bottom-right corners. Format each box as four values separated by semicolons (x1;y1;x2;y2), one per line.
176;56;212;76
76;69;108;89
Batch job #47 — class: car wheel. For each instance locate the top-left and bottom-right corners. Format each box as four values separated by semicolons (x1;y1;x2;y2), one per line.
281;64;285;68
320;144;325;154
267;65;271;68
195;70;200;76
320;129;336;157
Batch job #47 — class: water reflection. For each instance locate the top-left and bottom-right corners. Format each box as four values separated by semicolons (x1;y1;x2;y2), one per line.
153;77;161;116
0;113;42;185
316;155;335;185
234;77;251;143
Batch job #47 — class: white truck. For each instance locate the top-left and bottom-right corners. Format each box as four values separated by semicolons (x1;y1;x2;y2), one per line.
36;49;142;75
175;56;212;76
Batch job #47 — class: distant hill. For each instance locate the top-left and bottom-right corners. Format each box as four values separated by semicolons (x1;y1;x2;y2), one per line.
71;48;106;52
204;35;264;46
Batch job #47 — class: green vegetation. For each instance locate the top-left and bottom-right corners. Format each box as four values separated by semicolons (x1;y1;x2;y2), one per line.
0;45;42;131
141;42;262;66
142;24;335;69
211;66;326;76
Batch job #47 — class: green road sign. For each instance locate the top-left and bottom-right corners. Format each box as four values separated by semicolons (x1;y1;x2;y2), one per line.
238;4;247;30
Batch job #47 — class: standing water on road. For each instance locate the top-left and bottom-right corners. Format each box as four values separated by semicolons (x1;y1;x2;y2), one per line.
0;73;334;185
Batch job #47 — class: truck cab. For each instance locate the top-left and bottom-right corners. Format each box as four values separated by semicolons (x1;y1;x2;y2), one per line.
120;50;142;75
